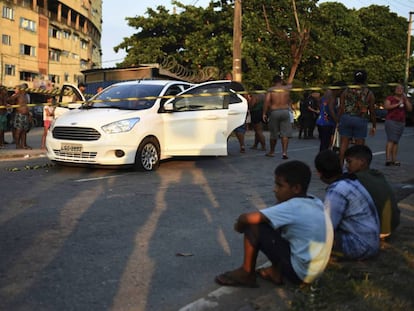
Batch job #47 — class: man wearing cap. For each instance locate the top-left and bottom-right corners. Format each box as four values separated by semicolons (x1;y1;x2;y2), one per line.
338;70;376;165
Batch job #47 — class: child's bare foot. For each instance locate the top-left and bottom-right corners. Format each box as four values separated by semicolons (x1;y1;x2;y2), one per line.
256;265;284;285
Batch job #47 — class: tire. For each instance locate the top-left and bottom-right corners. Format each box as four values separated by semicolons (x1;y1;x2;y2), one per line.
134;137;160;171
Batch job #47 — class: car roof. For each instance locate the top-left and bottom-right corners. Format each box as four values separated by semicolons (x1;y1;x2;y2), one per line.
111;80;192;87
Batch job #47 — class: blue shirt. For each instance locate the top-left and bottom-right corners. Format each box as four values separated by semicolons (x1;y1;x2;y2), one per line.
324;178;380;259
316;96;336;127
261;196;333;283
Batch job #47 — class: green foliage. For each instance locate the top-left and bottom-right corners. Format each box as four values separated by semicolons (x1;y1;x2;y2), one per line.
113;0;413;95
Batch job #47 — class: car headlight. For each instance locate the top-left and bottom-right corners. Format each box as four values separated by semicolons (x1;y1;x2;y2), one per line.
101;118;140;134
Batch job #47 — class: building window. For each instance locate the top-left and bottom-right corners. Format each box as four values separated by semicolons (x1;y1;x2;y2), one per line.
4;64;15;76
2;6;14;20
73;33;79;41
74;74;82;84
80;59;89;69
64;72;69;82
49;27;61;39
2;34;11;45
19;71;38;81
81;39;88;49
48;74;60;84
72;53;79;60
63;30;71;39
20;44;36;56
49;49;61;62
62;50;69;58
22;0;31;8
20;17;36;32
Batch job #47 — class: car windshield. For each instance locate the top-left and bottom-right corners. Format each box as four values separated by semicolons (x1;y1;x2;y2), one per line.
88;84;165;110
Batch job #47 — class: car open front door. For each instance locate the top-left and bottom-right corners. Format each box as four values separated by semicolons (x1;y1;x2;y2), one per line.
162;82;240;156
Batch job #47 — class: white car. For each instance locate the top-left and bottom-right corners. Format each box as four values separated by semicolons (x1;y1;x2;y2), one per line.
46;79;248;171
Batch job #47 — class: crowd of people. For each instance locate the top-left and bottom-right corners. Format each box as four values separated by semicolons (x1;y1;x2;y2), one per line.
216;70;411;288
0;83;33;150
0;82;91;150
233;70;412;168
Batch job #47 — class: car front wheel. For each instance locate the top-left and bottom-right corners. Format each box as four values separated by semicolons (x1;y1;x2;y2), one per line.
134;137;160;171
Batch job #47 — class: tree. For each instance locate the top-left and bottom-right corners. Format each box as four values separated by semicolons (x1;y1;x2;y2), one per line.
113;0;413;94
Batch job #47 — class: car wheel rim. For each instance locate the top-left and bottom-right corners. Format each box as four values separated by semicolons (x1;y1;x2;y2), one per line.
141;143;158;170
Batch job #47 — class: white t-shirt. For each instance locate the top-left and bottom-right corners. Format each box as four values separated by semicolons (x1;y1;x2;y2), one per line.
260;196;333;283
43;105;55;122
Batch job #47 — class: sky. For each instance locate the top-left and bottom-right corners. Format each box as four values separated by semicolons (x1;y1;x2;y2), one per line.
101;0;414;68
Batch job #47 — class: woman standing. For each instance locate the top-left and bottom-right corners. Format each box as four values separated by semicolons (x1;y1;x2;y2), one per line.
41;96;55;149
383;84;412;166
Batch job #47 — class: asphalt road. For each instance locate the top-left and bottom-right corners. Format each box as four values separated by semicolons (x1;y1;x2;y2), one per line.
0;124;413;311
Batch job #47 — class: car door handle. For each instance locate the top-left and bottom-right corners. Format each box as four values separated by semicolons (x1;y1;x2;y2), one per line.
204;115;218;120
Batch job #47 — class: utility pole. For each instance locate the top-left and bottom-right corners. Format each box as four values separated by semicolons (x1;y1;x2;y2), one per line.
404;12;414;92
232;0;242;82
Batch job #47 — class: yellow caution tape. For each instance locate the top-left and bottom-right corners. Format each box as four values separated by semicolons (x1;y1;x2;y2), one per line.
0;82;412;109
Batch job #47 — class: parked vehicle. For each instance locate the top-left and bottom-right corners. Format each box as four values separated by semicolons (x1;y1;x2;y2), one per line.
374;103;387;122
46;80;248;171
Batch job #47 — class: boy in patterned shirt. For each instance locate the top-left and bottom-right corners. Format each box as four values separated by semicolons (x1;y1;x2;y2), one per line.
315;150;380;260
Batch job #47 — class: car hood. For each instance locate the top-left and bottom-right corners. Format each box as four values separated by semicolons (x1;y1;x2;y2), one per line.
54;108;144;127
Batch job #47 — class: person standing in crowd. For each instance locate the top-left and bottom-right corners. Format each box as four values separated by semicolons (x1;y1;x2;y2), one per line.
215;160;333;287
0;85;9;148
262;75;292;159
315;150;380;260
344;145;400;239
7;84;31;149
383;84;412;166
338;70;376;165
299;91;319;139
247;89;266;151
316;83;345;151
73;82;86;102
41;96;56;150
316;90;336;151
302;91;320;139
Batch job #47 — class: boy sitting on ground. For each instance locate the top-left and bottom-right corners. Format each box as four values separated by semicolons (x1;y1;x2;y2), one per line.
215;160;333;287
315;150;380;260
344;145;400;239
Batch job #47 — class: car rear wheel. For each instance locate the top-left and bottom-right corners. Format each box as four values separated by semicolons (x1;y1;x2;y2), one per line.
134;137;160;171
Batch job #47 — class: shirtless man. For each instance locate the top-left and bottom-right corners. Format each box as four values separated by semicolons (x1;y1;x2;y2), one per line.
262;75;292;159
8;84;30;149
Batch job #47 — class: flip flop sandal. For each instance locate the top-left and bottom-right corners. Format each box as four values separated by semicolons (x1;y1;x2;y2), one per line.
215;271;258;288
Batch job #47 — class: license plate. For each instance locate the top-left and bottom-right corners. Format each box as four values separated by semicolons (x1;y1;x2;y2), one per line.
61;143;83;153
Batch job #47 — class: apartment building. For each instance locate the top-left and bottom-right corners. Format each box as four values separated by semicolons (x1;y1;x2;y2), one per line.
0;0;102;89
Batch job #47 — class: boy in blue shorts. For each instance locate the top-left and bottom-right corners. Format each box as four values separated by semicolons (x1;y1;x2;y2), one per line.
215;160;333;287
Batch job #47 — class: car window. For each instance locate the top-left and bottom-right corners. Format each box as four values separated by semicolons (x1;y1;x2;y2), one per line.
91;84;165;110
174;85;227;111
160;85;188;106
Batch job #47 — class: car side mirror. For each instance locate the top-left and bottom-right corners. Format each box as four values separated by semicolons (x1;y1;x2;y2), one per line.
163;99;175;112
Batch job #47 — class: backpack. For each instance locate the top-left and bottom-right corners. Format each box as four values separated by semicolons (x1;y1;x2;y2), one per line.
343;87;371;117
